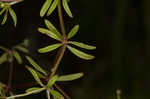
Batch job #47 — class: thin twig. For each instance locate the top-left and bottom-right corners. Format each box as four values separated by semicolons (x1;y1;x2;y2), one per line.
50;0;67;77
7;51;14;92
54;84;71;99
58;0;67;40
46;89;50;99
5;87;45;99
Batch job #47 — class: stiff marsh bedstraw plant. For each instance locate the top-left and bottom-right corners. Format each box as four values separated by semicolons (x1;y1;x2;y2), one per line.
0;0;96;98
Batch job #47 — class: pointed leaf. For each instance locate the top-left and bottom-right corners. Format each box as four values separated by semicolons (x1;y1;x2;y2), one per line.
0;7;6;15
36;71;46;79
0;53;7;64
67;25;79;39
0;46;7;51
26;87;41;93
12;50;22;64
26;56;47;75
40;0;52;17
47;75;58;88
1;10;8;25
8;7;17;27
38;43;62;53
14;46;28;53
57;73;84;81
69;41;96;50
26;66;44;86
38;28;61;41
67;46;95;60
62;0;73;18
50;89;64;99
44;19;61;38
47;0;59;16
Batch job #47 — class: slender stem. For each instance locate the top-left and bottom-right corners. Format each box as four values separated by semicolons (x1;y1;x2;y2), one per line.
50;45;66;77
46;89;50;99
58;0;67;40
8;51;14;92
50;0;67;77
5;87;45;99
54;84;71;99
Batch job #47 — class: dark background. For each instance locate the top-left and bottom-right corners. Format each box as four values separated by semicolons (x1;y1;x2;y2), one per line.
0;0;150;99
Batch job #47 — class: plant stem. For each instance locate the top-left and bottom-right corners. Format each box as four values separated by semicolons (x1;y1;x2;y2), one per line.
50;45;66;77
50;0;67;77
8;51;14;92
54;84;71;99
58;0;67;40
5;87;46;99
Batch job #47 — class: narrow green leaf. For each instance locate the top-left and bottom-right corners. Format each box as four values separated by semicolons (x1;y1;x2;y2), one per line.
57;73;84;81
40;0;52;17
26;87;41;93
67;46;95;60
26;66;44;86
20;39;29;47
69;41;96;50
0;8;6;15
47;75;58;88
67;25;79;39
6;0;23;6
38;43;62;53
26;56;47;76
44;19;61;38
0;53;7;64
1;10;8;25
14;46;28;53
0;84;5;97
0;46;7;51
36;71;46;79
50;89;64;99
12;50;22;64
38;28;61;41
47;0;59;16
8;7;17;27
62;0;73;18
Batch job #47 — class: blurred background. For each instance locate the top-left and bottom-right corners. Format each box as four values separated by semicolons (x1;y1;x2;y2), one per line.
0;0;150;99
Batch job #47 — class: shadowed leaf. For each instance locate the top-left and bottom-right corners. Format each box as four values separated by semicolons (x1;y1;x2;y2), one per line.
26;66;44;86
26;56;47;75
13;50;22;64
50;89;64;99
0;7;6;15
0;53;7;64
1;10;8;25
14;46;28;53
